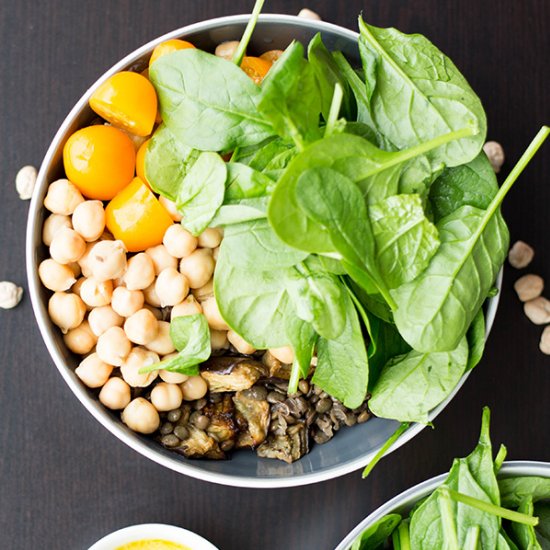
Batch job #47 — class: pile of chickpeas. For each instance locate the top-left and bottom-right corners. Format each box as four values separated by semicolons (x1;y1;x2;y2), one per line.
38;177;289;436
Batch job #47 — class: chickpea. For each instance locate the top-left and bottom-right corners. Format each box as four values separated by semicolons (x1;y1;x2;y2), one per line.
227;330;256;355
143;282;162;307
202;296;229;330
124;253;155;291
198;228;222;249
181;375;208;401
111;286;144;317
179;248;215;289
96;326;132;366
171;296;202;320
146;320;175;355
98;377;131;410
155;267;189;307
71;200;105;242
212;246;220;261
49;227;86;264
77;242;95;278
158;196;182;222
508;240;535;269
215;40;240;60
71;277;85;298
124;308;159;345
210;329;229;351
145;244;178;275
79;277;113;307
269;346;295;364
88;240;127;282
88;305;124;337
63;320;97;354
43;178;84;215
298;8;321;20
67;262;81;278
144;304;163;320
75;353;113;388
120;347;160;387
192;278;214;302
38;259;76;291
159;361;189;384
151;382;183;412
48;292;86;333
122;397;160;434
163;224;197;259
42;213;72;246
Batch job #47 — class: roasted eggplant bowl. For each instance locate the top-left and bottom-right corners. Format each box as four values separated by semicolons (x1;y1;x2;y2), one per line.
26;5;548;488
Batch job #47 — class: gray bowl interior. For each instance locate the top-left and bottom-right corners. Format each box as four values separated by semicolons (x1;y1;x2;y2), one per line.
335;461;550;549
26;14;501;488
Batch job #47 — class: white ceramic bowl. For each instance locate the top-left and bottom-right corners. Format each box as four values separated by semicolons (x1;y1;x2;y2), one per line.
335;461;550;549
26;14;502;488
88;523;217;550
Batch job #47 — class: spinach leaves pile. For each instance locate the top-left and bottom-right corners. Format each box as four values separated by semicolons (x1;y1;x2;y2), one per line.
351;408;550;549
144;7;550;417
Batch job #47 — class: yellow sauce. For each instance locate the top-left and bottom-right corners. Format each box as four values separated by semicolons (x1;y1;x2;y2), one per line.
116;541;190;550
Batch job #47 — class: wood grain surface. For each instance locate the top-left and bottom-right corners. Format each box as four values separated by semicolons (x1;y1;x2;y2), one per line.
0;1;549;549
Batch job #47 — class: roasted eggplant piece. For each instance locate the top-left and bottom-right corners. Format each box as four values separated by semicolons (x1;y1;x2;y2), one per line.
233;388;270;448
201;356;268;392
173;425;224;459
257;421;309;463
204;394;239;444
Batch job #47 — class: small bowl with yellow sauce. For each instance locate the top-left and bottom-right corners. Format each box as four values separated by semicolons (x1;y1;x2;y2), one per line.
88;524;218;550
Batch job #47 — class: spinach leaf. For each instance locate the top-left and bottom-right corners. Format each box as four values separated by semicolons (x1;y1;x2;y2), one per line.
500;530;520;550
236;138;293;173
144;124;199;202
268;128;475;254
307;34;353;121
213;244;294;349
392;127;550;352
368;337;469;423
358;18;487;168
220;219;308;271
429;152;499;222
500;478;550;509
466;308;486;371
210;198;268;227
285;315;317;395
509;497;542;550
140;314;210;375
258;41;321;148
369;194;440;288
176;151;227;235
225;162;274;200
150;49;273;151
534;502;550;548
312;291;369;409
350;514;402;550
286;262;347;340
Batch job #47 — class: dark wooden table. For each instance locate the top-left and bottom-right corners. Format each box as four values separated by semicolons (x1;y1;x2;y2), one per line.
1;1;549;549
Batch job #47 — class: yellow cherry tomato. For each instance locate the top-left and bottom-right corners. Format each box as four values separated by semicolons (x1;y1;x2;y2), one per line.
135;139;151;188
105;177;173;252
240;56;272;84
63;125;136;200
149;39;195;67
89;71;158;137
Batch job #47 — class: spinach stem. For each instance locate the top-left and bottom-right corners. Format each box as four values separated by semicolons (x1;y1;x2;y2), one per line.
494;444;507;473
444;488;539;526
324;83;344;138
437;488;460;550
232;0;265;66
362;421;410;478
464;526;480;550
392;520;411;550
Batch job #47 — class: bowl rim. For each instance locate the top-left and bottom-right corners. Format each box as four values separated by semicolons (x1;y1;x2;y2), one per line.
26;13;502;489
334;460;550;549
87;523;218;550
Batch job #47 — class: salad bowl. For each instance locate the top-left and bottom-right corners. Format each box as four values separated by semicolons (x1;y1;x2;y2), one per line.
26;14;502;488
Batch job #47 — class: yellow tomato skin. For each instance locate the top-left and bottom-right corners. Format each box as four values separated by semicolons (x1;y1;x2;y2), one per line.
149;39;195;67
240;56;272;84
135;139;151;188
63;125;136;200
105;177;173;252
89;71;157;137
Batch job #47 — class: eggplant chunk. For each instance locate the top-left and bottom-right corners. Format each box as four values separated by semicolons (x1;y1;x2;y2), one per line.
233;388;270;448
174;425;224;459
201;356;268;392
257;421;309;463
204;394;238;443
